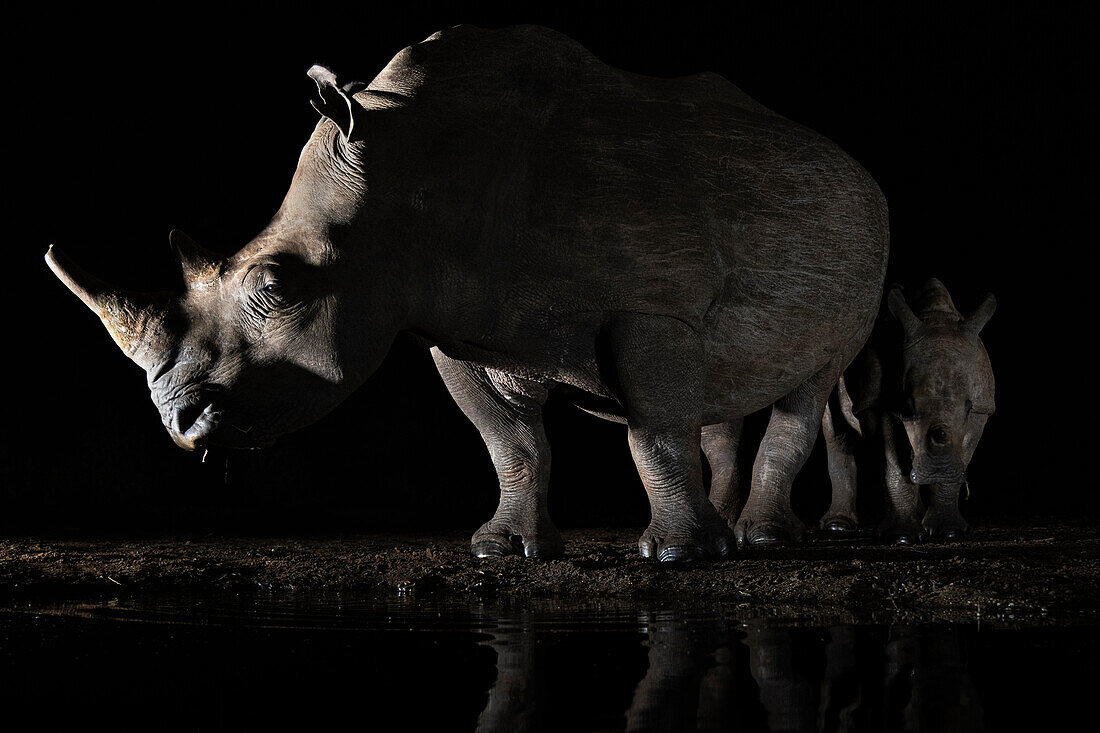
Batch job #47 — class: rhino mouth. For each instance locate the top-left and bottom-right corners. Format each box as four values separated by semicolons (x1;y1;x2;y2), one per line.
908;461;966;486
165;394;223;451
164;395;281;451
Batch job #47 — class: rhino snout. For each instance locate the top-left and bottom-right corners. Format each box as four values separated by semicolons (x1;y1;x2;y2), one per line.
165;396;223;451
909;458;966;486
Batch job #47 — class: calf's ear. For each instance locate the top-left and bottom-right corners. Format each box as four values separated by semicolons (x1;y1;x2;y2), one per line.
963;293;997;335
307;65;364;142
887;286;922;338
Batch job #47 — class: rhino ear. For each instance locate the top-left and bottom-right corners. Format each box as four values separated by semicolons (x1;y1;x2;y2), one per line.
963;292;997;336
886;286;922;338
307;65;364;142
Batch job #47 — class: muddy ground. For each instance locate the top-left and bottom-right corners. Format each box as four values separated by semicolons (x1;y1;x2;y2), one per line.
1;519;1097;627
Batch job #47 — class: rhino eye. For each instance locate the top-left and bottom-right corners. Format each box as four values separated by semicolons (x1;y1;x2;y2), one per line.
263;282;282;296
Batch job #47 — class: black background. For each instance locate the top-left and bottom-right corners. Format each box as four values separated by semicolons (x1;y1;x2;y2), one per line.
5;2;1094;534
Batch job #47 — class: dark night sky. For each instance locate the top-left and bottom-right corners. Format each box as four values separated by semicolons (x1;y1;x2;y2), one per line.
6;2;1095;533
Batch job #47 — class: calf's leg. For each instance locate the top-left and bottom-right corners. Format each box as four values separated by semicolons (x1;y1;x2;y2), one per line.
878;417;926;544
735;367;836;546
923;483;968;540
702;420;745;527
820;389;860;532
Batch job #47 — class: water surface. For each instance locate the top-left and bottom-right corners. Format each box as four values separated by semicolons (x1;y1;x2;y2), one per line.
1;593;1093;731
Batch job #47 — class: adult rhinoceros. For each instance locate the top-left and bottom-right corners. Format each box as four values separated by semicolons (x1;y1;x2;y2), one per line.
46;25;888;561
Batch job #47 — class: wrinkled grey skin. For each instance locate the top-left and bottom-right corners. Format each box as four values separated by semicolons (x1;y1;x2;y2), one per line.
819;279;996;542
46;25;887;561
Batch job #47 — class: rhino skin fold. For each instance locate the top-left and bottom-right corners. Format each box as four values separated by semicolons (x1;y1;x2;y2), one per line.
46;26;889;561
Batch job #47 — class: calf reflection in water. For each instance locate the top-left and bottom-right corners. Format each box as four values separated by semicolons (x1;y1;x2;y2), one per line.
475;613;984;732
884;625;985;732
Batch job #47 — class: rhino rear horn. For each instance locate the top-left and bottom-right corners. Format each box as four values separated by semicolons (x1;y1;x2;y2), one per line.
963;293;997;335
886;286;922;338
169;229;221;284
45;245;165;369
307;64;364;142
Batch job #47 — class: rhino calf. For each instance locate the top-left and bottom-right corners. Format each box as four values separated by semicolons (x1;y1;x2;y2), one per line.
820;279;996;542
46;25;888;560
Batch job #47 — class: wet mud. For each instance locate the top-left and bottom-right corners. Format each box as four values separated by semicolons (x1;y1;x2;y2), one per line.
1;519;1096;627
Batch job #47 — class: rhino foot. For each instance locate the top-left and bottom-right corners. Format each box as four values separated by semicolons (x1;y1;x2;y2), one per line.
715;503;744;531
931;527;966;541
819;513;860;533
878;517;927;545
734;511;805;548
882;531;923;545
638;520;732;562
923;514;968;542
471;519;564;560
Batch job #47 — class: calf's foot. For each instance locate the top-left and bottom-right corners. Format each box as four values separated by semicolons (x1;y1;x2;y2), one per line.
877;510;927;545
819;511;860;533
923;483;968;541
923;508;968;541
734;507;806;547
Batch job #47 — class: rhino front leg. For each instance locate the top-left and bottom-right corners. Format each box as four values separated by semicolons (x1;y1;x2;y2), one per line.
702;420;745;527
734;368;835;546
610;315;732;562
879;417;926;544
431;348;563;559
922;483;968;540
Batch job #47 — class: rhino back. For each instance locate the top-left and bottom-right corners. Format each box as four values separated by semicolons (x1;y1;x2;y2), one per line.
366;25;888;417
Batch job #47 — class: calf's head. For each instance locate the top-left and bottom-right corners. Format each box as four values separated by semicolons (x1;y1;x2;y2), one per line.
888;279;996;485
46;66;409;450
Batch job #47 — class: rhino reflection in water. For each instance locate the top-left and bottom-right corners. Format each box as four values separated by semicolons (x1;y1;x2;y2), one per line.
47;24;888;560
474;614;985;732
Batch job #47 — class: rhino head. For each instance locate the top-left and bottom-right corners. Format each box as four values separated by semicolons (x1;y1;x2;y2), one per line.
887;279;996;485
46;66;413;450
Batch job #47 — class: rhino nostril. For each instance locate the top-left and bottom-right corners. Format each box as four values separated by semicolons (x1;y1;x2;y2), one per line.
174;401;209;435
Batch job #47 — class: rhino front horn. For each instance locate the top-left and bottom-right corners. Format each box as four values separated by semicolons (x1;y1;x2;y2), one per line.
169;229;221;284
45;245;166;369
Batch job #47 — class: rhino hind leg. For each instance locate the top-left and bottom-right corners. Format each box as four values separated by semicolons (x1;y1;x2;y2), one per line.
610;314;732;562
431;348;564;559
734;367;838;547
702;420;745;527
922;483;968;540
820;390;860;532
